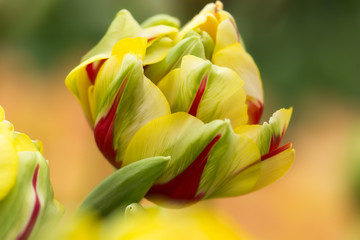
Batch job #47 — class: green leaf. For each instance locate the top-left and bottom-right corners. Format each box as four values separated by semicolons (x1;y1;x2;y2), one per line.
78;156;169;217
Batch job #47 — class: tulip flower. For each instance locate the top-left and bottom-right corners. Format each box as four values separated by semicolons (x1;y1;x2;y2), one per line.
0;106;63;240
66;1;294;208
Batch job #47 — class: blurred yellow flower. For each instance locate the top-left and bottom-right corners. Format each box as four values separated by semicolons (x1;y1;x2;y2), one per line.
0;105;63;240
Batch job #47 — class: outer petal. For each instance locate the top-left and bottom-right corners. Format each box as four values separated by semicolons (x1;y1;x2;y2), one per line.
93;39;171;167
235;108;292;156
65;55;108;125
158;55;248;128
210;144;294;197
124;113;260;206
82;10;142;62
144;36;206;84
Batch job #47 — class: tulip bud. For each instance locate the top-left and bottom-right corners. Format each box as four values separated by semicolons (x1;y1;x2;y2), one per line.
123;111;294;207
0;106;63;240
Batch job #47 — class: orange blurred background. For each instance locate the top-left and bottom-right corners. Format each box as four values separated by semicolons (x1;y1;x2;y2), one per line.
1;0;360;239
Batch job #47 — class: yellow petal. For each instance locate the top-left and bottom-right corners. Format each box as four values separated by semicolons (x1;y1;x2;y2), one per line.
212;43;264;102
213;19;240;54
65;55;108;125
12;132;38;152
253;145;295;191
0;135;18;200
144;37;174;65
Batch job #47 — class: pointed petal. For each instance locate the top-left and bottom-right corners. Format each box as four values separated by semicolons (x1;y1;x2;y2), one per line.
257;108;293;155
176;13;218;43
209;142;294;198
141;14;180;28
213;19;240;55
212;43;264;102
82;10;142;62
158;55;248;128
235;108;292;156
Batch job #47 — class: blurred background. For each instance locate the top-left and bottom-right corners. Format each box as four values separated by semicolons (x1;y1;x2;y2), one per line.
1;0;359;239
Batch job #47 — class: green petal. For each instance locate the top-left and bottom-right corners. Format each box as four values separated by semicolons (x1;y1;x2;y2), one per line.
79;157;169;217
144;36;206;84
82;10;142;62
235;108;293;155
144;37;174;65
158;55;248;128
211;144;294;197
141;14;180;28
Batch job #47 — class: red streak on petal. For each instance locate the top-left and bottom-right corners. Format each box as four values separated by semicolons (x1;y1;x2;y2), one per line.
16;165;41;240
268;126;287;153
86;59;106;84
246;98;263;124
188;74;208;117
147;134;221;203
261;142;291;161
94;76;129;168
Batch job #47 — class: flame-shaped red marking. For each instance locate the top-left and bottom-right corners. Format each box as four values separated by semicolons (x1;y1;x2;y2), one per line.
261;142;291;161
246;97;263;124
86;59;106;84
268;126;286;153
16;164;40;240
147;134;221;204
188;74;208;117
94;76;129;168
